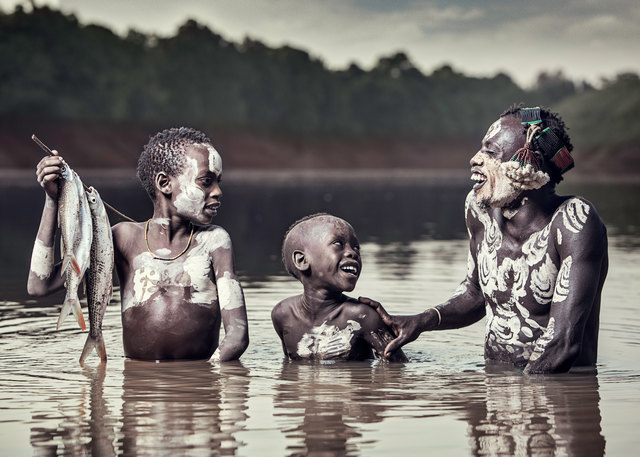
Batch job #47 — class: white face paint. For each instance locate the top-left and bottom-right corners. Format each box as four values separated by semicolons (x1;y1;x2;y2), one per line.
483;120;501;142
474;157;550;210
297;320;362;359
203;144;222;175
30;238;54;280
173;156;206;219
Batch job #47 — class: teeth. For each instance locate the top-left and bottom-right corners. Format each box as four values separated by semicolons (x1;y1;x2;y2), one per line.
471;173;486;182
341;265;358;274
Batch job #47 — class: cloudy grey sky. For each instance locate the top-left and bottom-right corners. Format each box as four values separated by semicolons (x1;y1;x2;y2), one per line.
2;0;639;87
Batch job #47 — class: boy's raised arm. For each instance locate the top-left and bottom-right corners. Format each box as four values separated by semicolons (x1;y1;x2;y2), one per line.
27;153;66;296
210;229;249;361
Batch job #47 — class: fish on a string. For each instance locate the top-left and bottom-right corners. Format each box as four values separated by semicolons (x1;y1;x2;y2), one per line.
32;134;128;364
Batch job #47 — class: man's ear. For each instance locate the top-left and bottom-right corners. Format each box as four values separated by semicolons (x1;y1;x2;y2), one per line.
293;250;309;273
155;172;172;196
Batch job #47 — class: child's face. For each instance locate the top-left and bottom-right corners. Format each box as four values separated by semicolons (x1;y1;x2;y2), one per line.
304;218;361;292
172;143;222;225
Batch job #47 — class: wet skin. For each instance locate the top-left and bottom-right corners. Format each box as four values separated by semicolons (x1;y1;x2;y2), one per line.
272;216;407;362
364;115;608;373
28;144;249;362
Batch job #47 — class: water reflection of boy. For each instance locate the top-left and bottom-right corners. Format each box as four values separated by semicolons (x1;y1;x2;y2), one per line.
363;106;608;373
121;360;249;455
272;214;407;361
274;362;400;455
28;127;249;362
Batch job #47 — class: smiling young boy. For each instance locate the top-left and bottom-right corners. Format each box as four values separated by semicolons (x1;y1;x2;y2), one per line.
272;213;407;361
28;127;249;362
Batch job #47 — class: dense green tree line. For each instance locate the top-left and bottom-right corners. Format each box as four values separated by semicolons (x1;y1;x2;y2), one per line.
0;5;625;144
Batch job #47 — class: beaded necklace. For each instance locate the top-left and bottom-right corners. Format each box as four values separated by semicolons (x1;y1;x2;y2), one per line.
144;218;194;261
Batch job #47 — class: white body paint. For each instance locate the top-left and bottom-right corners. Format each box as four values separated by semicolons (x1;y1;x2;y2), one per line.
30;238;54;280
217;272;244;311
297;320;362;359
123;226;237;312
467;193;590;362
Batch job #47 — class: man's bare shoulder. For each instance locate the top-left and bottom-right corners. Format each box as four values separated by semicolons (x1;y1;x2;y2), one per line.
551;196;607;243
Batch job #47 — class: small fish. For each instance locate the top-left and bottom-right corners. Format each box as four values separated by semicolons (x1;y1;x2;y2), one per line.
79;187;114;365
57;163;81;277
57;164;87;331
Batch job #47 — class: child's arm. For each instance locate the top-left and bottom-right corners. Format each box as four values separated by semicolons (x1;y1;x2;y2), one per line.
271;301;290;357
210;229;249;361
27;153;66;296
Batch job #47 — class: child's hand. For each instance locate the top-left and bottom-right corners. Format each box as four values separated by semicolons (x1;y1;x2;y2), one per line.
359;296;424;358
36;150;64;200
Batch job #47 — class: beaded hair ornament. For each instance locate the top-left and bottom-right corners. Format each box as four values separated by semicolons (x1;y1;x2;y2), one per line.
510;107;574;173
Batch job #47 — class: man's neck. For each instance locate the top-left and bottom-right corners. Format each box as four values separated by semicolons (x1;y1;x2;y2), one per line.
495;185;560;235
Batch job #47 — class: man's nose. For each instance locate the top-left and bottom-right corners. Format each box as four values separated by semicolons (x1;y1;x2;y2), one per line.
470;150;483;167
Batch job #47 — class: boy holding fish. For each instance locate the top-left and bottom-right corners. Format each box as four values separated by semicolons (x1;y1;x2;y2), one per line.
28;127;249;363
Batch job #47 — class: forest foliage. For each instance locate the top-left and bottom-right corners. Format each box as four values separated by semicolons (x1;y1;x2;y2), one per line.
1;5;638;170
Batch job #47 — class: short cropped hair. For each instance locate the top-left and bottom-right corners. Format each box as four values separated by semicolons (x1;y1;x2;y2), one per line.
500;104;573;184
282;213;332;279
136;127;212;200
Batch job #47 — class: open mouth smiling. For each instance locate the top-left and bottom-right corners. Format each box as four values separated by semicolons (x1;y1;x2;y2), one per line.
471;170;487;189
340;263;359;276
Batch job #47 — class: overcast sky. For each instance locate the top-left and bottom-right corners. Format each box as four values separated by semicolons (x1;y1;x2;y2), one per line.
2;0;639;87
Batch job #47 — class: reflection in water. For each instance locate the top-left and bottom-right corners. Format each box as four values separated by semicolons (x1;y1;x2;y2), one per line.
28;360;249;456
30;365;117;456
459;368;605;457
120;360;249;456
274;361;409;456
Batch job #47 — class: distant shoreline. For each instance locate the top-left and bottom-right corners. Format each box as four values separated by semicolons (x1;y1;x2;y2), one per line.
3;167;639;187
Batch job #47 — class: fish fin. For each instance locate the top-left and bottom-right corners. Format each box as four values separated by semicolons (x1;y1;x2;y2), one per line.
56;296;86;331
79;334;107;366
60;254;81;277
71;256;81;276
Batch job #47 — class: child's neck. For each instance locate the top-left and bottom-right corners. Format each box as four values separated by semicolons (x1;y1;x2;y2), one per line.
300;287;344;321
150;210;192;242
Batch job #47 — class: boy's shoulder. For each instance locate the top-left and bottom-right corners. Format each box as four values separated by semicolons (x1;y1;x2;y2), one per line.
271;295;300;323
111;221;145;255
338;297;386;329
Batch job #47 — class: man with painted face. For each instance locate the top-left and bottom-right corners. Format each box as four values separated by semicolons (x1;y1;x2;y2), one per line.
361;106;608;374
28;127;249;362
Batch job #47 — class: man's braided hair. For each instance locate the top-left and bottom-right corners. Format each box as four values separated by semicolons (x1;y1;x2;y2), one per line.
500;104;573;184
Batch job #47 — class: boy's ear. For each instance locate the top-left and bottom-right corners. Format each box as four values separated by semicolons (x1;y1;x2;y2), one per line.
155;172;172;196
292;250;309;273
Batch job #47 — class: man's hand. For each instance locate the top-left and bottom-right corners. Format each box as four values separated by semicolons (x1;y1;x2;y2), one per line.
358;296;426;358
36;150;64;200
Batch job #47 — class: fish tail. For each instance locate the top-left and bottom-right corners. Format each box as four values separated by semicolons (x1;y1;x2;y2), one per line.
79;334;107;366
57;296;86;331
61;254;82;277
